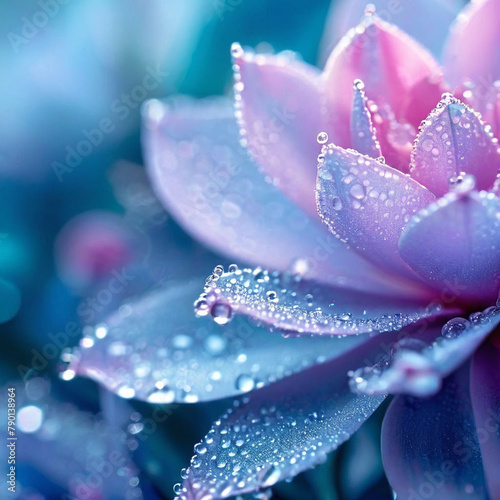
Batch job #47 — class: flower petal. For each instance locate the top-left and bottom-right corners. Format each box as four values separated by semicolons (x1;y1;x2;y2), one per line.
410;94;500;196
316;144;436;279
176;336;388;499
232;45;327;216
444;0;500;90
398;190;500;303
382;366;488;500
470;338;500;498
198;266;451;336
143;95;415;295
322;12;445;144
350;307;500;397
320;0;464;64
1;379;153;499
350;80;382;158
69;280;367;403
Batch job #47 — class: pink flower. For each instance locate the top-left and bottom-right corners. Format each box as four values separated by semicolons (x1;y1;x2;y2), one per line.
70;1;500;498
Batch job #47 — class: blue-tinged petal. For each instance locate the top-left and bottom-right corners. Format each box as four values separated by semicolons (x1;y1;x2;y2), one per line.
350;80;382;159
69;280;367;403
470;338;500;498
398;190;500;303
382;366;488;500
142;95;406;296
316;144;436;281
1;378;156;500
176;335;389;500
320;0;464;63
198;267;455;336
410;94;500;197
350;307;500;397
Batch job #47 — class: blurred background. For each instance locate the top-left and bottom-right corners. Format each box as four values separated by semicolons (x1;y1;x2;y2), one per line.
0;1;464;498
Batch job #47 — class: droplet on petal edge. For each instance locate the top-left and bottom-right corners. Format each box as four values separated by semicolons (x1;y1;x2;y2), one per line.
195;266;447;336
349;306;500;397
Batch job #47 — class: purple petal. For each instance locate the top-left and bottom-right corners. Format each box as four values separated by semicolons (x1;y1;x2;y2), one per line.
382;366;488;499
470;339;500;498
398;190;500;303
316;144;436;279
232;45;327;216
410;94;500;196
444;0;500;90
350;307;500;397
143;95;397;294
176;336;388;499
69;280;367;403
1;378;152;499
350;80;382;158
198;266;453;336
322;12;445;143
320;0;464;64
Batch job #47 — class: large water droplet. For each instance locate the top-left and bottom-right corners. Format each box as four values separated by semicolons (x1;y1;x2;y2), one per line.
235;374;255;392
441;317;470;339
317;132;329;144
211;302;232;325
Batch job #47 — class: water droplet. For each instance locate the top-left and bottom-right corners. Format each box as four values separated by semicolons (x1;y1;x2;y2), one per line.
317;132;329;144
449;173;476;194
266;290;279;303
194;297;210;317
236;374;255;392
211;302;232;325
213;265;224;277
353;79;365;90
349;184;366;200
441;317;470;339
194;443;207;455
231;42;243;59
228;264;239;273
332;196;342;210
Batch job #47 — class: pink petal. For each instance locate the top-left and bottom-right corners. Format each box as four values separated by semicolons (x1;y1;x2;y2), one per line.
232;44;327;216
410;94;500;196
399;190;500;304
350;80;382;158
320;0;464;65
316;144;436;280
143;96;415;295
444;0;500;90
470;338;500;498
322;12;445;145
198;266;451;337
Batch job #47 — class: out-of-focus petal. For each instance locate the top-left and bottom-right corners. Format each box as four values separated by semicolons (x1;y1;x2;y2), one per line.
410;94;500;196
322;11;445;145
350;307;500;397
382;366;488;499
320;0;464;64
69;280;367;403
197;267;453;336
350;80;382;158
176;335;388;500
1;379;154;499
232;45;327;216
142;95;414;296
316;144;436;279
398;190;500;303
470;338;500;498
444;0;500;90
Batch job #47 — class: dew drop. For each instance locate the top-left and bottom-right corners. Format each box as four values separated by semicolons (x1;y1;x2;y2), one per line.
332;196;342;210
349;184;366;200
441;317;470;339
317;132;329;144
228;264;239;273
266;291;279;303
211;302;232;325
194;297;210;317
236;374;255;392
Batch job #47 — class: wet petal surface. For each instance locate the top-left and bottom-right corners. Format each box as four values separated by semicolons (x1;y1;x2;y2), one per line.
198;267;451;336
398;190;500;303
350;307;500;397
143;96;394;294
69;280;367;403
410;94;500;196
382;366;488;500
350;80;382;158
232;45;327;216
316;144;436;279
176;336;388;499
